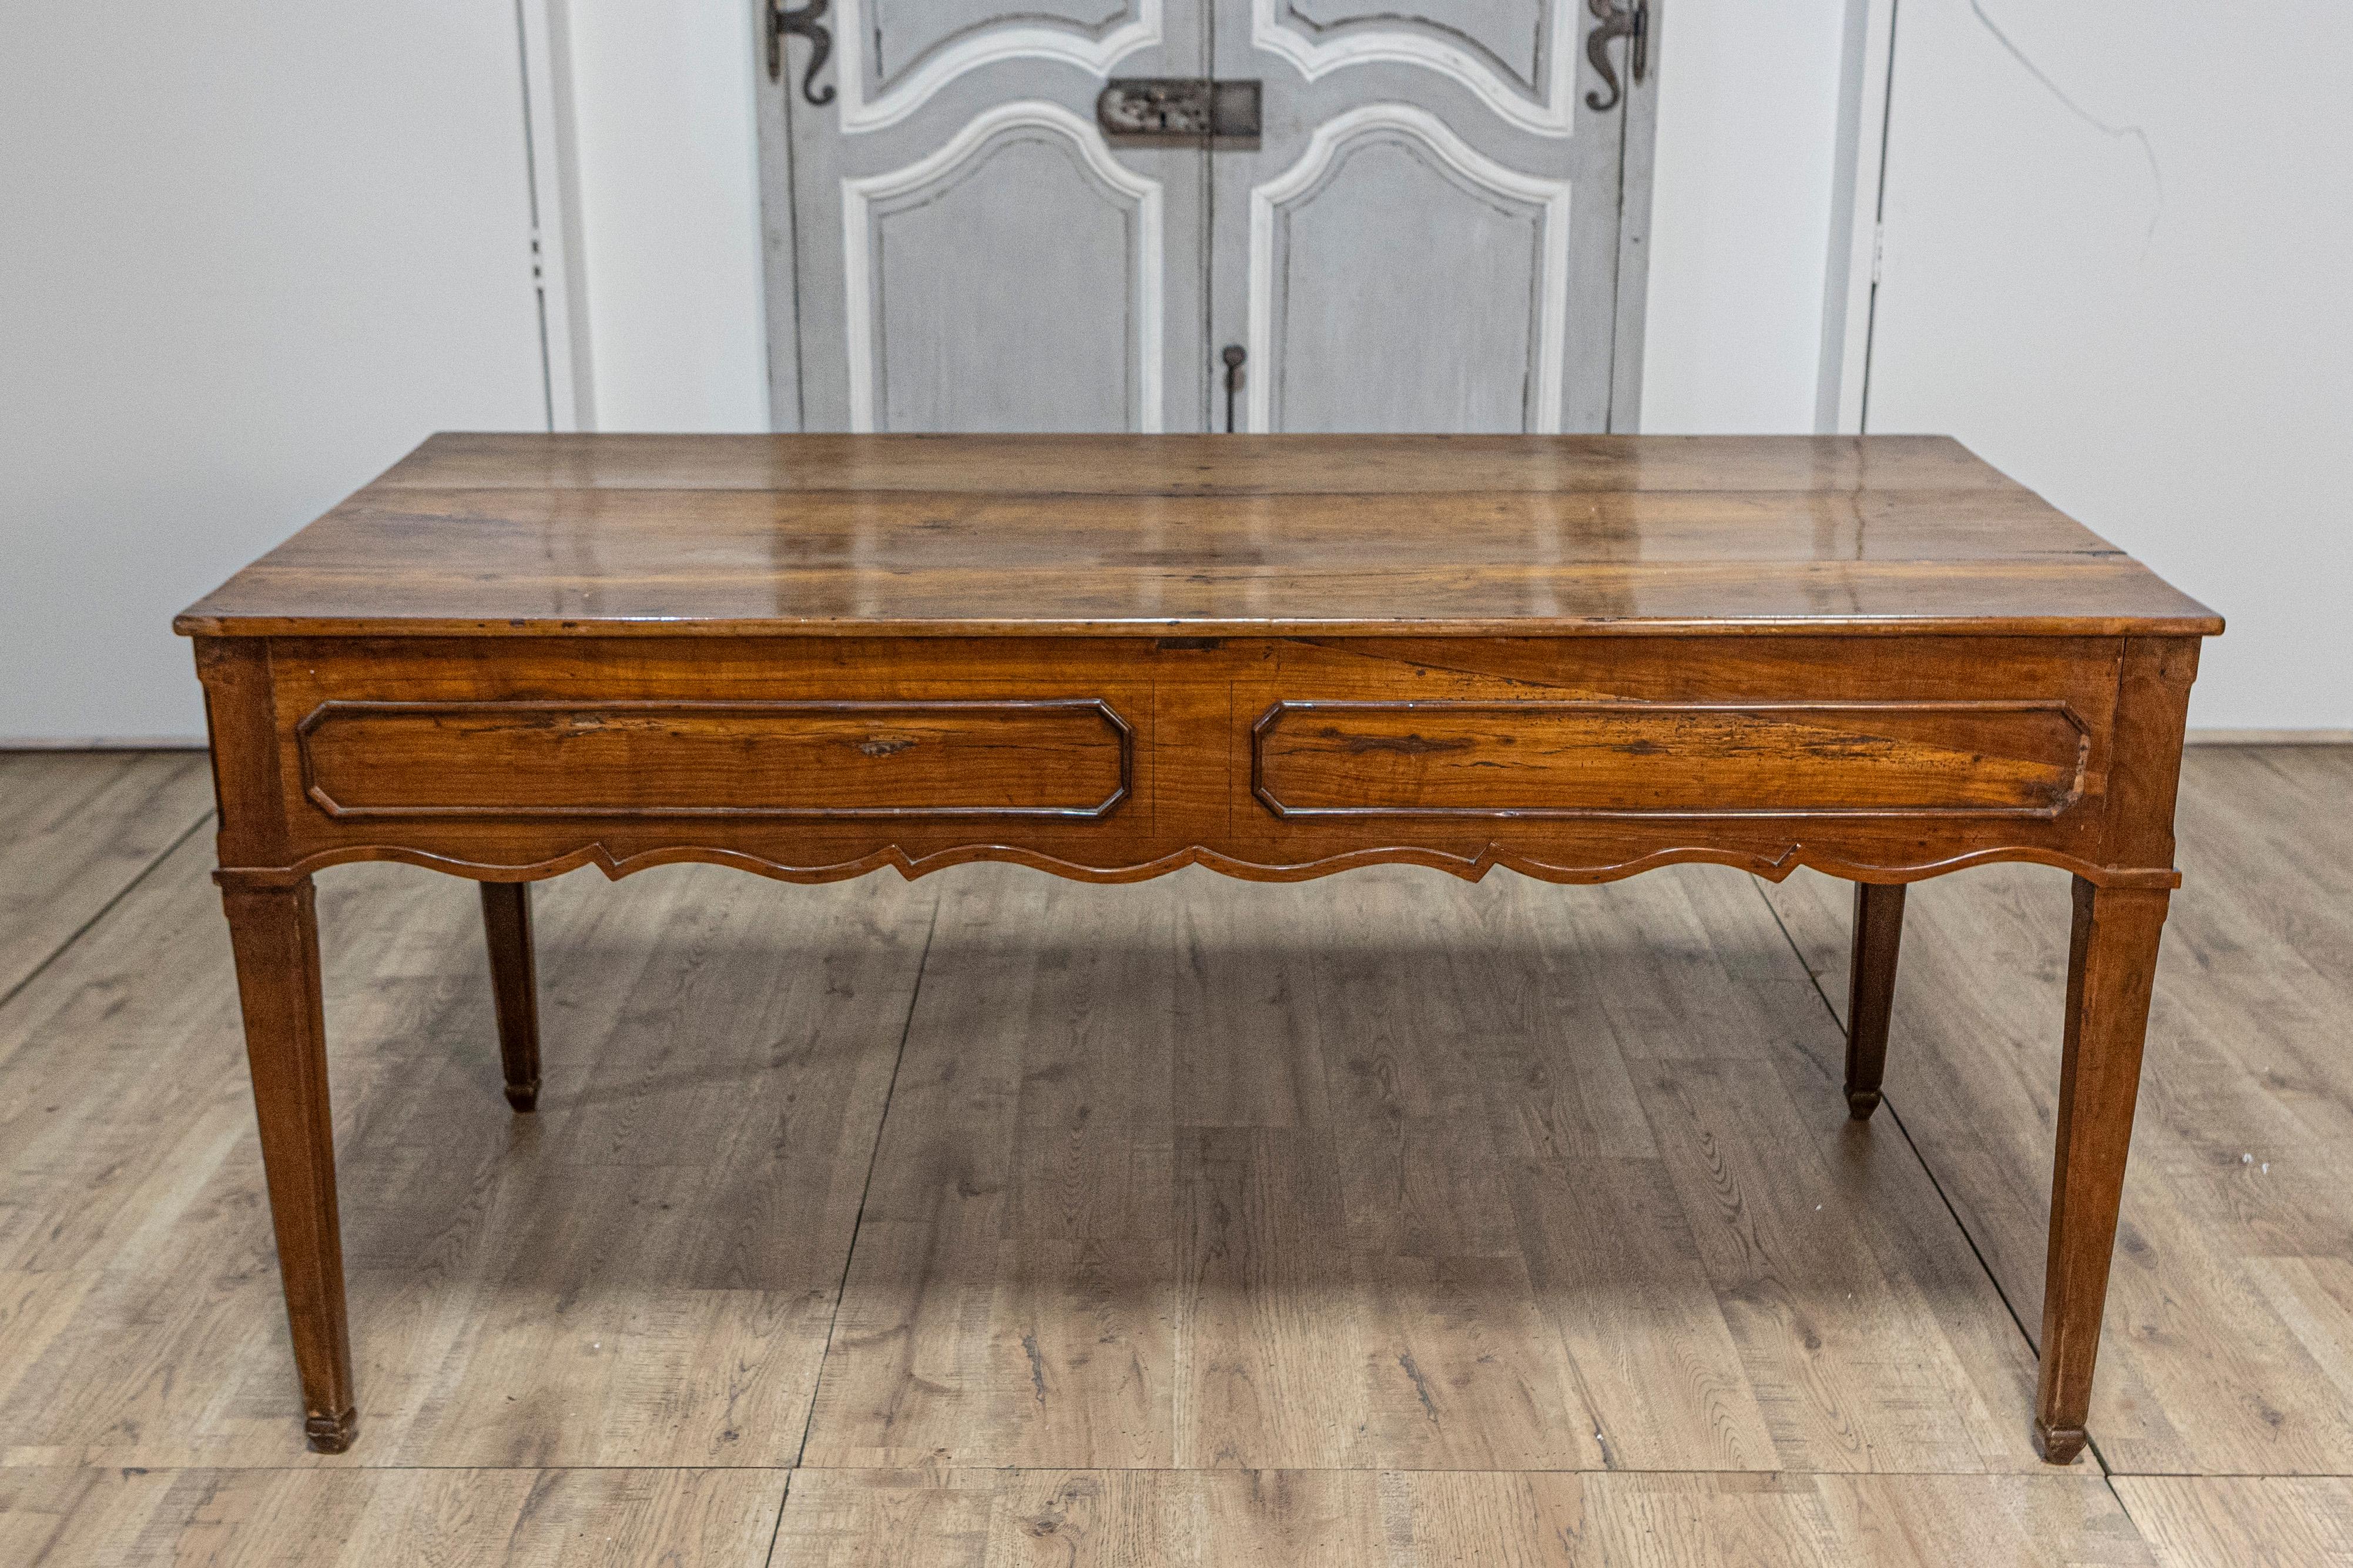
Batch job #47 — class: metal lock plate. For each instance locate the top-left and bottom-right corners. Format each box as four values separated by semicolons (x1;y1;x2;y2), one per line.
1097;79;1262;142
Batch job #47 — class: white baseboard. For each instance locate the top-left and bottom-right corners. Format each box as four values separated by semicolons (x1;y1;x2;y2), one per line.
0;736;208;751
2186;729;2353;745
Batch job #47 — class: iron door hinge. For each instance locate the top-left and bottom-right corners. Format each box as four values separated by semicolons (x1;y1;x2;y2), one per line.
766;0;834;107
1584;0;1650;113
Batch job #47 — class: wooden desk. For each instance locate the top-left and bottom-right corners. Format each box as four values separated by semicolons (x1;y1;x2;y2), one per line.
177;434;2220;1460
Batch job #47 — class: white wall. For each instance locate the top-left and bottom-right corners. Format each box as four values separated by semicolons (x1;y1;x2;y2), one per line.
8;2;2338;739
1865;0;2353;731
557;0;770;432
0;2;549;743
1639;0;1858;434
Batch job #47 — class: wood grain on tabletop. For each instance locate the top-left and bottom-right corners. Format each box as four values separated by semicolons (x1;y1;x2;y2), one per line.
172;434;2220;638
366;431;2041;493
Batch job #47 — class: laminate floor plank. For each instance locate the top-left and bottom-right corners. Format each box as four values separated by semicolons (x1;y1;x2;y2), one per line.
805;862;2053;1474
0;1463;784;1567
1758;748;2353;1475
2114;1475;2353;1566
11;746;2349;1562
0;830;938;1468
803;873;1182;1472
769;1468;2154;1567
0;751;213;1000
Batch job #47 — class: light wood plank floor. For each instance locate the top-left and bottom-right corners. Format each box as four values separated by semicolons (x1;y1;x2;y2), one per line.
1;747;2346;1565
0;751;211;1002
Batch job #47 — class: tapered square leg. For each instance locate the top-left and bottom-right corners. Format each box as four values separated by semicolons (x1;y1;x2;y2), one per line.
2033;877;2170;1464
1844;881;1907;1119
219;877;357;1454
480;881;541;1112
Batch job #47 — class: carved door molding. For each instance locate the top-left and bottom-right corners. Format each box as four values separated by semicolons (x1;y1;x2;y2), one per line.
1244;102;1573;432
838;100;1167;433
1249;0;1584;136
830;0;1165;133
758;0;1654;434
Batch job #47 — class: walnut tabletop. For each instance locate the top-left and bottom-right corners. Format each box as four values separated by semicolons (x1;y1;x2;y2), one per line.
177;433;2217;1463
176;432;2217;639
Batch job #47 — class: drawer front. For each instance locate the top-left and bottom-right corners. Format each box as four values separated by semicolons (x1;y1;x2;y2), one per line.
1253;699;2090;818
297;698;1131;819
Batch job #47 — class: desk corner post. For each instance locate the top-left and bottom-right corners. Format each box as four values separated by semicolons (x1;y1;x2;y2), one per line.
2034;874;2170;1464
219;874;358;1454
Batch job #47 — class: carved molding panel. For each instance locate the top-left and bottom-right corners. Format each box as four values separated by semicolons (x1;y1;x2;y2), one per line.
842;101;1165;433
1252;699;2093;819
836;0;1162;133
1247;103;1570;432
1254;0;1577;137
298;698;1134;820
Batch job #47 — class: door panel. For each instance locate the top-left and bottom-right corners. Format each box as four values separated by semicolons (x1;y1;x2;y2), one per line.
1251;0;1577;135
847;105;1164;432
839;0;1167;132
1282;0;1551;89
762;0;1646;434
1215;1;1628;432
867;0;1145;89
782;4;1208;432
1248;105;1565;432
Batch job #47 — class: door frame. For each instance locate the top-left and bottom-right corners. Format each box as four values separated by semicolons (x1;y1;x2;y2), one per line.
752;0;1664;435
517;0;594;432
1819;0;1900;434
751;0;805;431
1608;16;1661;434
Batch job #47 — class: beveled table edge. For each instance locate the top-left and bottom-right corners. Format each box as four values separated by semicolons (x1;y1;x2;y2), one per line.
173;613;2227;640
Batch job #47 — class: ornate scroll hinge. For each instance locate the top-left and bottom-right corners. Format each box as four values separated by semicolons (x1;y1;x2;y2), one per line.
1584;0;1651;113
766;0;836;108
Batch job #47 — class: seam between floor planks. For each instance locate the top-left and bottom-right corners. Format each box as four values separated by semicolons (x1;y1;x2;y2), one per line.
1745;875;2079;1472
0;810;212;1016
765;1469;799;1568
0;751;217;1001
14;750;2351;1564
764;899;943;1566
1749;868;2151;1520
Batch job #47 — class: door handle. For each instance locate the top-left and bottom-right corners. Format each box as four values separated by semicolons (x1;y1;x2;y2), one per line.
1098;79;1262;142
1584;0;1649;112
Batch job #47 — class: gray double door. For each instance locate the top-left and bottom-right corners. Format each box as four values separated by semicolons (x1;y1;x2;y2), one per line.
758;1;1654;434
